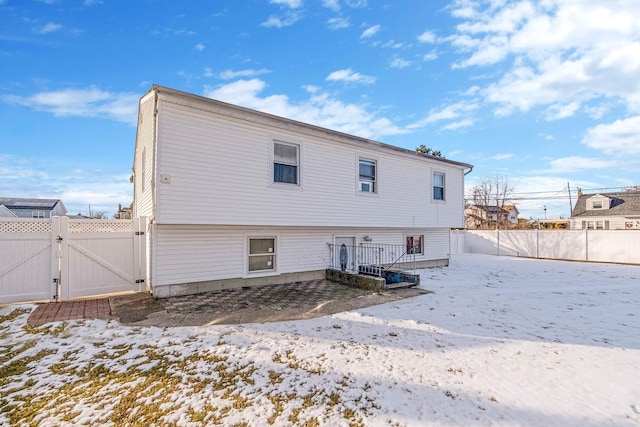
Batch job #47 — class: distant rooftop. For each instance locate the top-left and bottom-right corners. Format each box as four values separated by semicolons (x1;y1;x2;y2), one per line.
0;197;63;209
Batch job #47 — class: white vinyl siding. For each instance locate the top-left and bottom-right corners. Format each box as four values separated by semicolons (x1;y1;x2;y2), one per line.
150;226;450;289
133;93;156;219
570;216;630;230
154;102;466;229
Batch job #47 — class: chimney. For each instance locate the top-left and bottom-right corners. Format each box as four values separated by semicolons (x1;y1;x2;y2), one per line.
577;188;582;197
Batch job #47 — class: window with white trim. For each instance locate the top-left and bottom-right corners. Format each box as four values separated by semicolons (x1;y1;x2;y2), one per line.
32;211;47;218
248;238;276;272
273;142;299;185
406;235;424;255
359;159;376;193
433;172;445;200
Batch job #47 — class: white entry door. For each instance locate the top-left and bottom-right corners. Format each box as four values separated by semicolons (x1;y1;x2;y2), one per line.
334;236;356;272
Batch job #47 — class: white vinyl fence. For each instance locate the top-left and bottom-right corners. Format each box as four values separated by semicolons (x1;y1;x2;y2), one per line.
451;229;640;264
1;217;146;304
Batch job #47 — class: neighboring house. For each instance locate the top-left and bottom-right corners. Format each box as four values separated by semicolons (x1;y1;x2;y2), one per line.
114;203;132;219
503;205;519;226
132;85;473;298
465;204;519;229
0;197;67;218
570;190;640;230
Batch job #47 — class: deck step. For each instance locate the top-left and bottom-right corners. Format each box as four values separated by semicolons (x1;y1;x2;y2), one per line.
384;281;418;290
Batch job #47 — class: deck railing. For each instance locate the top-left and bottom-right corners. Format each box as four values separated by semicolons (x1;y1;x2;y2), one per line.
327;243;416;276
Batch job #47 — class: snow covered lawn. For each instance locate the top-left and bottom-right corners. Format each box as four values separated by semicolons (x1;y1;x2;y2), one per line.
1;254;639;426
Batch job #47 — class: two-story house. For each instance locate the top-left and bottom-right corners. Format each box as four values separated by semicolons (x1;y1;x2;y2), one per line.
0;197;67;218
570;190;640;230
465;204;519;229
132;85;473;298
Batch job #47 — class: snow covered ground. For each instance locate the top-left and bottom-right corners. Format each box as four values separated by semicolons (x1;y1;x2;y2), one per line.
1;254;639;426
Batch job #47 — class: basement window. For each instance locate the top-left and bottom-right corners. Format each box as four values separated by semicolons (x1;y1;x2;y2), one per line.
406;235;424;255
248;238;276;272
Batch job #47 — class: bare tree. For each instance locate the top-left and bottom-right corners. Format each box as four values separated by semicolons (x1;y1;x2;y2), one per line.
468;176;515;229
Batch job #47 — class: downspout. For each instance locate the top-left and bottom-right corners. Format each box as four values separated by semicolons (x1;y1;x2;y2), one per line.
464;165;474;176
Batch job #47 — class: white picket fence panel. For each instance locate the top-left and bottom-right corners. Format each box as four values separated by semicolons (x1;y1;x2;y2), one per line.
0;217;146;304
451;229;640;264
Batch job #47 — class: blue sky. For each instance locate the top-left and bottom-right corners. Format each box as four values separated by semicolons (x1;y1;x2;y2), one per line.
1;0;639;219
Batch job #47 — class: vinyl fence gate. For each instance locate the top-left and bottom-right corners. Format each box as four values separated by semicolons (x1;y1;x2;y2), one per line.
0;216;146;304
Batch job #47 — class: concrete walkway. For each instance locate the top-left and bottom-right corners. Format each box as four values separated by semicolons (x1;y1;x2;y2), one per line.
27;279;429;327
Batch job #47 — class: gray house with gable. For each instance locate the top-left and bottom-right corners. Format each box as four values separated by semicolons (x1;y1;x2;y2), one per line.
570;190;640;230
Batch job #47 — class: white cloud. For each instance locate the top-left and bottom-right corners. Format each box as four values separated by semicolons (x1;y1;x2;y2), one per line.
492;153;515;160
269;0;301;8
360;24;381;39
390;58;411;69
422;51;438;61
582;116;640;155
218;68;270;80
326;68;376;84
545;101;581;121
345;0;367;7
548;156;617;173
0;154;131;216
261;12;301;28
327;17;350;30
322;0;340;11
446;0;640;117
441;118;474;131
194;43;205;51
408;101;478;128
417;30;436;43
2;87;139;125
38;22;63;34
203;79;407;139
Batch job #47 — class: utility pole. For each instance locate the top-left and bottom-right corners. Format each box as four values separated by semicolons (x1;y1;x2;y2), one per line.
567;182;572;216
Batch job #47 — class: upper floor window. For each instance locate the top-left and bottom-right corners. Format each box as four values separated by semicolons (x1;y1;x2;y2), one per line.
32;211;47;218
592;200;603;209
359;159;376;193
433;172;445;200
273;142;299;185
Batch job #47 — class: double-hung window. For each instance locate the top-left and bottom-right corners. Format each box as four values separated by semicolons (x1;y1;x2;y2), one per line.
406;235;423;255
359;159;376;193
273;142;299;185
248;238;276;272
433;172;445;200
